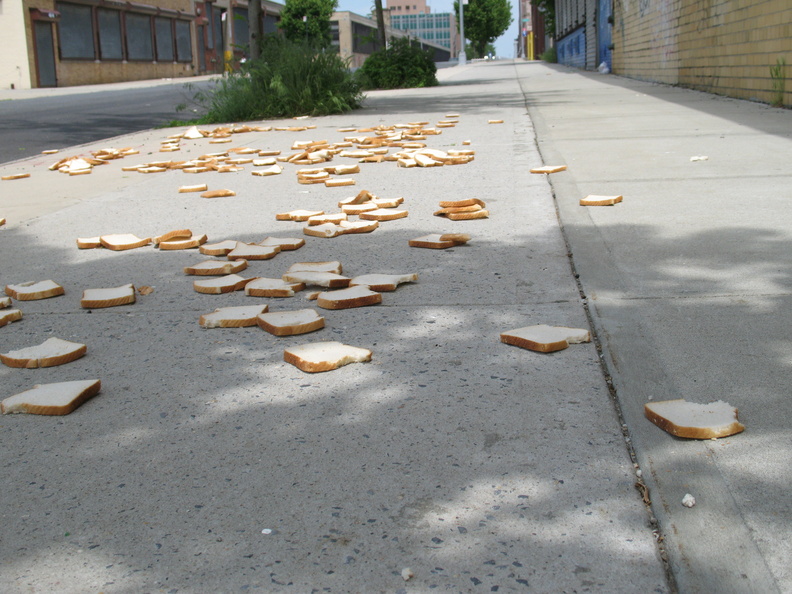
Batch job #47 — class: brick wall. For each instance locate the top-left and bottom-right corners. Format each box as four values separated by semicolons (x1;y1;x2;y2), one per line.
614;0;791;106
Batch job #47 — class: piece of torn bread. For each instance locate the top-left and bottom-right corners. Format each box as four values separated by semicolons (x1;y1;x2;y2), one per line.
0;296;11;308
282;271;351;288
158;234;208;250
257;309;325;336
349;273;418;292
81;284;136;308
193;274;252;294
530;165;567;174
200;240;239;256
500;325;591;353
245;278;305;297
408;234;470;249
77;236;102;249
359;208;408;222
199;304;269;328
287;261;343;274
284;341;372;373
644;399;745;439
184;259;248;276
0;309;23;327
580;195;623;206
276;209;324;221
99;233;152;251
227;243;280;261
153;229;192;244
316;286;382;309
2;379;101;415
1;337;87;368
5;280;65;301
257;237;305;251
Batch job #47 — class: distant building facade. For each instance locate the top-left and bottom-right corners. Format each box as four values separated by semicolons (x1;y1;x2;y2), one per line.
387;0;430;15
386;0;460;57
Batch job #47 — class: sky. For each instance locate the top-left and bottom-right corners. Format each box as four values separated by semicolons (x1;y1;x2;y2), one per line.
335;0;521;58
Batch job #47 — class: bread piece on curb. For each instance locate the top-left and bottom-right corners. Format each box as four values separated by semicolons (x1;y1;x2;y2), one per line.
99;233;152;251
316;286;382;310
580;194;623;206
1;173;30;181
1;379;101;415
5;280;65;301
81;284;136;308
350;273;418;291
287;261;342;275
257;309;325;336
282;271;351;288
408;234;464;249
644;399;745;439
77;236;102;249
227;243;280;261
199;304;269;328
0;309;23;327
257;237;305;251
245;277;305;297
159;233;208;250
284;341;371;373
500;324;591;353
201;189;236;198
193;274;252;294
184;259;248;276
530;165;567;174
1;337;87;368
200;240;239;256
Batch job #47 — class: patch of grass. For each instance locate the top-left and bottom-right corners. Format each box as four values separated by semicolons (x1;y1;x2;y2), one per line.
539;46;557;63
770;57;786;107
190;36;361;124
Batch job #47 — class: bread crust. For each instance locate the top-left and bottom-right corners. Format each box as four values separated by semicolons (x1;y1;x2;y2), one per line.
2;379;101;415
5;280;65;301
1;338;87;368
644;400;745;439
81;284;136;308
316;287;382;310
257;309;325;336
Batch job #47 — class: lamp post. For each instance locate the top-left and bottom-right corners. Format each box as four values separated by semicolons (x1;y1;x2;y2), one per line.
458;0;467;65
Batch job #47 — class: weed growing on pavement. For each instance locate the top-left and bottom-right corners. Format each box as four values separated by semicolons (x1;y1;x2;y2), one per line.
770;57;786;108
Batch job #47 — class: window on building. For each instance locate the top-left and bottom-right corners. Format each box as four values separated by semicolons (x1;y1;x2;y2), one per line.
126;13;153;60
97;8;123;60
155;17;174;61
175;20;192;62
57;2;95;59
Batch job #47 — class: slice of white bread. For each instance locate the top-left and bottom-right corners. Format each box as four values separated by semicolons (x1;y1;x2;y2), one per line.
184;259;248;276
500;325;591;353
350;273;418;291
580;195;623;206
201;189;236;198
284;341;372;373
303;223;346;238
153;229;192;244
316;286;382;310
276;209;324;221
308;213;348;226
99;233;152;251
159;234;208;250
338;190;375;206
251;164;283;176
530;165;567;174
434;204;483;216
178;184;208;193
193;274;252;294
282;271;351;288
199;304;269;328
341;202;378;215
0;296;11;308
5;280;65;301
372;197;404;208
359;208;408;222
77;236;102;249
446;210;489;221
438;198;485;208
81;284;136;308
257;237;305;251
200;240;239;256
227;243;280;261
0;309;23;327
2;379;101;415
245;277;305;297
338;220;379;234
1;337;87;368
257;308;325;336
408;234;470;249
287;261;343;274
644;399;745;439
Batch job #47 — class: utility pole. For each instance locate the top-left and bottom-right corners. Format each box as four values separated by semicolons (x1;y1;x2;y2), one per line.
374;0;387;49
248;0;261;60
458;0;467;65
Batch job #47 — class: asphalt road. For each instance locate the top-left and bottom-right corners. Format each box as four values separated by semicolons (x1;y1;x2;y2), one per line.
0;80;212;165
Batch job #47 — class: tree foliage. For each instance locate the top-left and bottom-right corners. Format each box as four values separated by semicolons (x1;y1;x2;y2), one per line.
358;37;438;90
279;0;337;48
454;0;513;59
530;0;555;37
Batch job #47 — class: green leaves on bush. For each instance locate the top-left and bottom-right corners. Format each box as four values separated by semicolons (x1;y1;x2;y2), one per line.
195;36;362;123
358;37;438;90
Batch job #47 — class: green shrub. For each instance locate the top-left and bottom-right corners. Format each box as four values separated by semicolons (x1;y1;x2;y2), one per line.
194;36;362;123
539;46;557;63
358;37;438;90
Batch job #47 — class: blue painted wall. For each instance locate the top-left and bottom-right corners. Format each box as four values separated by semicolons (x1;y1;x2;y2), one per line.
557;27;586;69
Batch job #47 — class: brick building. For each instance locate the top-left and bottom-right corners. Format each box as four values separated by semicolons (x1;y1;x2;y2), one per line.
552;0;791;106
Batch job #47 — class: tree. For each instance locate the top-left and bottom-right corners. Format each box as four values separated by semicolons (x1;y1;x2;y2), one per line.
248;0;262;60
454;0;513;59
279;0;338;48
373;0;386;49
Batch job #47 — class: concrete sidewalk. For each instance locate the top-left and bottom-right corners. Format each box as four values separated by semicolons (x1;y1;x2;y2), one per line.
0;62;667;592
519;62;792;593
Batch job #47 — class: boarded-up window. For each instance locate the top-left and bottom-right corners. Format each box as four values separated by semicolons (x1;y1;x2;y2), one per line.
233;7;248;51
155;17;174;61
98;8;123;60
126;13;153;60
175;20;192;62
57;2;95;59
